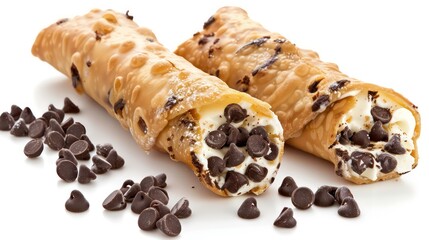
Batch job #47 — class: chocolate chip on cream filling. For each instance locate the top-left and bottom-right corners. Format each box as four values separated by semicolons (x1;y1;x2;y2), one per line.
334;91;416;180
194;102;283;196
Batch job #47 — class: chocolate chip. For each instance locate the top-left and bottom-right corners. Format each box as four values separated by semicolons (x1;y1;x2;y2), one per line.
96;143;113;157
335;186;354;204
48;104;65;123
10;119;28;137
148;186;169;205
102;190;127;211
10;105;22;121
69;140;90;160
164;96;179;111
58;148;78;165
245;163;268;182
63;97;80;113
308;80;321;93
155;173;167;188
207;156;226;177
150;200;171;218
369;121;388;142
371;106;392;124
125;10;134;20
252;46;281;76
56;160;78;182
114;98;125;115
86;61;92;67
225;143;245;167
384;134;406;154
335;148;350;161
124;183;141;203
171;197;192;219
249;126;268;141
246;135;269;158
45;131;65;151
71;63;80;88
120;179;135;193
56;18;68;25
224;103;247;123
377;153;398;173
140;176;157;192
138;207;160;231
237;197;260;219
203;15;215;29
205;130;227;149
156;213;182;237
350;130;370;148
61;117;74;132
338;127;353;145
237;127;249;147
77;165;97;184
91;155;112;174
66;122;86;138
131;191;153;214
65;190;89;213
291;187;315;210
314;185;337;207
222;171;249;194
28;119;46;138
264;142;279;160
278;176;298;197
273;207;296;228
20;107;36;124
80;134;94;152
64;134;79;149
46;119;65;137
236;36;271;53
226;126;239;146
312;94;330;112
42;111;61;124
329;79;350;92
0;112;14;131
338;197;360;218
24;139;44;158
198;37;209;45
350;151;375;175
138;117;148;134
106;149;124;169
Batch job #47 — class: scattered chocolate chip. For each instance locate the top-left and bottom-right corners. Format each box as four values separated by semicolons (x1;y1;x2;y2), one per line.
384;134;406;154
164;96;179;111
28;119;46;138
273;207;297;228
314;185;337;207
350;130;370;148
71;64;80;88
56;18;68;25
91;155;112;174
77;165;97;184
338;127;353;145
138;207;160;231
264;142;279;160
66;122;86;138
64;134;79;149
58;148;79;165
335;186;354;204
308;80;321;93
45;131;65;151
246;135;269;158
205;130;227;149
369;121;388;142
329;79;350;92
10;119;28;137
80;134;94;151
222;171;249;194
114;98;125;115
371;106;392;124
236;127;250;147
203;16;215;29
105;149;124;169
249;126;269;141
0;112;14;131
140;176;157;193
155;173;167;188
120;179;135;193
251;45;281;76
65;190;89;213
148;186;169;205
350;151;375;175
125;10;134;20
124;183;141;203
42;111;61;124
312;94;330;112
69;140;90;160
207;156;226;177
96;143;113;157
10;105;22;121
291;187;315;210
48;104;65;123
156;213;182;237
171;197;192;219
103;190;127;211
237;197;260;219
46;119;65;137
19;107;36;124
338;197;360;218
278;176;298;197
56;160;78;182
138;117;148;134
150;200;171;218
131;191;153;214
24;139;44;158
236;36;270;53
63;97;80;113
225;144;245;167
245;163;268;182
377;153;398;173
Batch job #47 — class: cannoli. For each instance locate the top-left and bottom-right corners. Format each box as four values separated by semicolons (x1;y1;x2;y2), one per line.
176;6;420;184
32;9;284;196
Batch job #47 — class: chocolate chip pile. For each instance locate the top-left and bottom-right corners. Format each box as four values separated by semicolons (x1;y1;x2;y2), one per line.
237;176;360;228
101;175;191;237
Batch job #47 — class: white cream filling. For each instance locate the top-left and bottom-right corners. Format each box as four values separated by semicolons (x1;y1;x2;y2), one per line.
195;101;283;196
336;91;415;180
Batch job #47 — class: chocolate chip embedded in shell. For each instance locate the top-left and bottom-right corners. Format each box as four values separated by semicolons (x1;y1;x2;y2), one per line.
377;153;398;174
246;135;269;158
329;79;350;92
171;197;192;219
91;154;112;174
71;63;81;88
264;142;279;160
20;107;36;124
205;130;227;149
156;213;182;237
338;127;353;145
77;165;97;184
350;151;375;175
62;97;80;113
237;197;260;219
222;171;249;194
0;112;15;131
314;185;338;207
207;156;226;177
10;105;22;121
138;117;148;134
23;139;44;158
384;134;406;154
113;98;125;115
225;143;245;167
203;15;215;29
291;187;315;210
338;197;360;218
56;160;78;182
224;103;247;123
28;119;47;138
350;130;370;148
308;80;321;93
164;95;179;111
102;189;127;211
278;176;298;197
371;106;392;124
10;119;28;137
312;94;330;112
131;191;153;214
65;190;89;213
138;207;160;231
273;207;297;228
245;163;268;182
369;121;388;142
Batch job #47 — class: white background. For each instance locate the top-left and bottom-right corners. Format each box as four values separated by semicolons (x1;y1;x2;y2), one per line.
0;0;427;239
